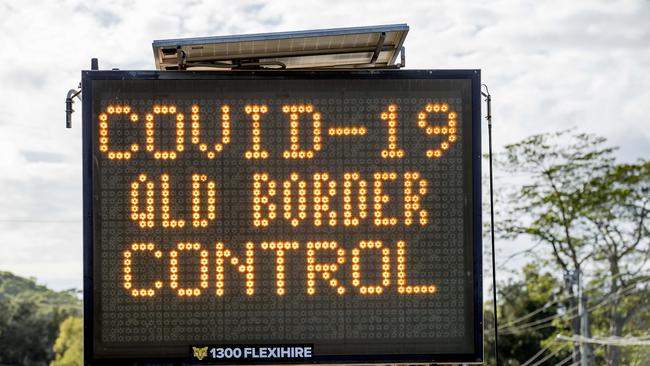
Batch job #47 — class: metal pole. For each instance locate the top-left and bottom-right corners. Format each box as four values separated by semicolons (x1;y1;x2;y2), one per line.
578;270;593;366
565;270;579;365
482;85;499;366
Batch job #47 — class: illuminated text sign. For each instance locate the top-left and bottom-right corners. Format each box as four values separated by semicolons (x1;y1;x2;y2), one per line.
83;71;482;364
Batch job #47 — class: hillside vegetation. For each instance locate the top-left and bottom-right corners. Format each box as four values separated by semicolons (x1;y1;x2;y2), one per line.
0;271;80;366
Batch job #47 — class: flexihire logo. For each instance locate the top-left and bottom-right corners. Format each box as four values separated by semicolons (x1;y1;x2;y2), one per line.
190;345;314;361
192;346;208;361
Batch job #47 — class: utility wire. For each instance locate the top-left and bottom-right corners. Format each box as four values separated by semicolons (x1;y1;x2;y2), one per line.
500;306;578;334
499;280;642;334
557;335;650;346
498;253;649;333
498;292;576;330
500;274;641;332
520;342;553;366
0;219;80;223
501;281;639;330
553;353;574;366
527;343;569;366
500;286;632;335
497;241;544;270
501;321;567;335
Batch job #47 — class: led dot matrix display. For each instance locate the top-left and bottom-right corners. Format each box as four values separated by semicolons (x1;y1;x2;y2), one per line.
84;70;482;364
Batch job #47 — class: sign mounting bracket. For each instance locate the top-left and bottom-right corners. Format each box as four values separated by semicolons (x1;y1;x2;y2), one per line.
369;32;386;65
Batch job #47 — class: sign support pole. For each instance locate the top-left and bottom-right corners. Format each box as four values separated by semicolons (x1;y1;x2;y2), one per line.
482;84;499;366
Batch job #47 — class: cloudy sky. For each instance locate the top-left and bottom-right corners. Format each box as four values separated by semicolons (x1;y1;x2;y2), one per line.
0;0;648;290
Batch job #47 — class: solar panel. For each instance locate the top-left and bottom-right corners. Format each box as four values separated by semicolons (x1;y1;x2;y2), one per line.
152;24;408;70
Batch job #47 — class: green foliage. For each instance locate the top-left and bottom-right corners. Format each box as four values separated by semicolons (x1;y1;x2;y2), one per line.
484;264;571;365
50;317;83;366
0;271;81;366
0;271;80;316
581;161;650;366
495;130;615;272
495;130;650;366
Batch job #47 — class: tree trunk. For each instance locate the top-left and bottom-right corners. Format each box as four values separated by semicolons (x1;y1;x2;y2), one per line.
609;311;624;366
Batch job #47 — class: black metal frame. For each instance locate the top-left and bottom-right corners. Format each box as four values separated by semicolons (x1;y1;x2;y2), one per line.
82;69;482;365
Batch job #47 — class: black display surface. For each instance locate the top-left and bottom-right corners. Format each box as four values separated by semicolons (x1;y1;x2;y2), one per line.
82;70;482;365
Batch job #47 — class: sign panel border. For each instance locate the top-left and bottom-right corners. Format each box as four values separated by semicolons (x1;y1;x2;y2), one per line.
82;69;482;365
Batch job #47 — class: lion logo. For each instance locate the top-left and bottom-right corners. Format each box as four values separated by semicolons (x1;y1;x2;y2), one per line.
193;346;209;361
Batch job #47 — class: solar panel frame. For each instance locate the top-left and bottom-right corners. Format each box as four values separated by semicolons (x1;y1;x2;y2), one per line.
152;24;409;70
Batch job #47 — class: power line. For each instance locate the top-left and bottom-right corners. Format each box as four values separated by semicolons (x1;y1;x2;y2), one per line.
501;283;638;334
499;299;576;332
527;342;569;366
497;241;544;270
501;320;566;336
0;219;80;223
553;353;574;366
557;335;650;346
500;273;646;332
499;282;641;335
520;342;553;366
498;292;575;330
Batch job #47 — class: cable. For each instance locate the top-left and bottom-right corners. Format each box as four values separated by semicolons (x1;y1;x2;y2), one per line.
528;343;569;366
553;353;574;366
500;307;578;334
557;335;650;346
500;281;641;335
482;84;499;366
520;342;553;366
501;285;631;334
498;292;575;330
494;255;636;329
501;320;563;335
500;283;636;334
497;241;544;270
496;272;631;332
0;219;80;223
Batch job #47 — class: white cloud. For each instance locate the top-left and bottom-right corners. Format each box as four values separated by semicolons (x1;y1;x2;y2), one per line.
0;0;648;289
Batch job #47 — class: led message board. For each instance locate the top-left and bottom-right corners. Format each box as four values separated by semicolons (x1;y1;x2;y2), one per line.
82;70;482;365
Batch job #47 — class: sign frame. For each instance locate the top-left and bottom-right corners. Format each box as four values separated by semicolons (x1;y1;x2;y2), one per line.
82;69;483;365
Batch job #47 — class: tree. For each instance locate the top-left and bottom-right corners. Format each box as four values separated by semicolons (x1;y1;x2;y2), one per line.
484;263;571;366
0;298;59;365
0;271;81;365
50;317;83;366
581;161;650;366
495;130;650;366
495;130;614;365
